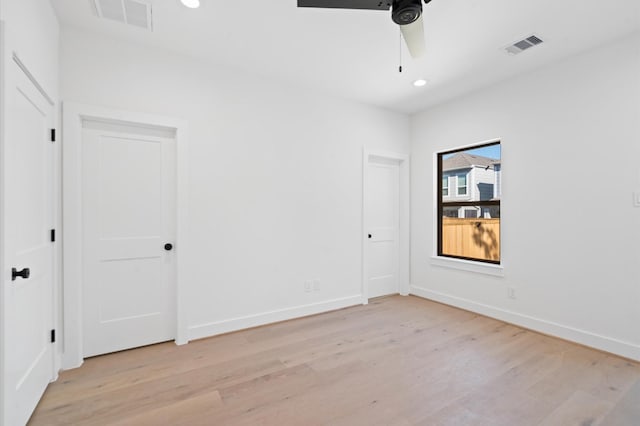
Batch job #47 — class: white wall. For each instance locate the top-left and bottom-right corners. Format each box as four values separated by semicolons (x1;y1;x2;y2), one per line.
60;27;409;341
410;33;640;360
0;0;59;98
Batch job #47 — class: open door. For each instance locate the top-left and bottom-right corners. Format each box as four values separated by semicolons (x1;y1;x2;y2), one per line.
1;56;56;426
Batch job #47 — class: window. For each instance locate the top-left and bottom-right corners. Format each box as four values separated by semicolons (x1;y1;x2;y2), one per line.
442;176;449;196
464;209;478;218
456;173;467;196
438;142;501;264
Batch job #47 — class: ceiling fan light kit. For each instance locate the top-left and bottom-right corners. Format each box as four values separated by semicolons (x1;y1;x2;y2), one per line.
180;0;200;9
298;0;432;59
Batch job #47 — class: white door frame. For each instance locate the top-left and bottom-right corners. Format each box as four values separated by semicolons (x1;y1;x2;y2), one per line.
62;102;189;369
0;21;6;422
362;149;410;303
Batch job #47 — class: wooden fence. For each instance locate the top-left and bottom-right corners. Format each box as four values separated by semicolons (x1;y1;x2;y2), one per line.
442;218;500;262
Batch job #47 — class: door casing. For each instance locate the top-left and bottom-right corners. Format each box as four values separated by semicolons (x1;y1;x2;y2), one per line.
62;103;189;369
362;149;410;303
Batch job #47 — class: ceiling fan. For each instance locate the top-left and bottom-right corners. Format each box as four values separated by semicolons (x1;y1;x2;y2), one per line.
297;0;433;59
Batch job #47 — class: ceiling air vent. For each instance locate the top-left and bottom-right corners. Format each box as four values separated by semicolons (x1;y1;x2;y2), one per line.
504;34;544;55
93;0;153;31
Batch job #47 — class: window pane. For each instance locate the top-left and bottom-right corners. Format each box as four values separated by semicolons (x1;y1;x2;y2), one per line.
439;142;501;263
464;209;477;218
441;206;500;262
443;207;458;218
457;174;467;195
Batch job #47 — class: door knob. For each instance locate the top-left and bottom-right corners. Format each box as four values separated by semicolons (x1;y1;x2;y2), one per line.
164;243;173;251
368;234;372;239
11;267;30;281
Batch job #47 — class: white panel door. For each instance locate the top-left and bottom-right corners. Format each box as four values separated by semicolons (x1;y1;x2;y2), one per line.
2;62;55;426
366;161;400;299
81;125;176;358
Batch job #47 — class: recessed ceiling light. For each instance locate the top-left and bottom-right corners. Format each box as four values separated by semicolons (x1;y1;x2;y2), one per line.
413;79;427;87
181;0;200;8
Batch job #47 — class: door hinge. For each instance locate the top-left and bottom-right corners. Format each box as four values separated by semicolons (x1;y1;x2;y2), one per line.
50;128;56;142
50;329;56;343
50;229;56;242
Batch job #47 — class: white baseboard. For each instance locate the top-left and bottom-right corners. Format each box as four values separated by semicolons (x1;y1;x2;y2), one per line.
188;295;364;342
410;285;640;361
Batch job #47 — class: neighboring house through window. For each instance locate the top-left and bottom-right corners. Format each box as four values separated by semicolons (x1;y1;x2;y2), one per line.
437;141;501;263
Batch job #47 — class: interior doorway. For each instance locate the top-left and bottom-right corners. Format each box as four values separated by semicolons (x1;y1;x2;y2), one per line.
62;103;189;369
80;120;177;357
362;150;410;301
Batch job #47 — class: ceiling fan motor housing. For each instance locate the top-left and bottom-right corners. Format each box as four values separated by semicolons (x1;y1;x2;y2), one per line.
392;0;423;25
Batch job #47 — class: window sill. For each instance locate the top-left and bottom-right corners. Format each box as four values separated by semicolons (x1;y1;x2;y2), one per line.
430;256;504;277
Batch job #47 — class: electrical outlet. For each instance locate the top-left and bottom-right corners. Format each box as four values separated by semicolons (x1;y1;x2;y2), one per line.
304;280;312;293
313;279;320;291
507;287;516;299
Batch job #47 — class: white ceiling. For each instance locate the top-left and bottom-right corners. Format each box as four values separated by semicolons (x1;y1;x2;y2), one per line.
51;0;640;114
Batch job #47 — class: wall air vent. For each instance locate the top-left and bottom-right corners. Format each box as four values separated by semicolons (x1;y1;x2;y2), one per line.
504;34;544;55
93;0;153;31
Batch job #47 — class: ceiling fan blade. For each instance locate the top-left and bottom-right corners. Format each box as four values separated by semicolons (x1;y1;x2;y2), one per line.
399;14;426;58
297;0;391;11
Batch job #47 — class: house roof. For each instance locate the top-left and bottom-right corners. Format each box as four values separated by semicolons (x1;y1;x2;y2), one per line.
443;153;499;171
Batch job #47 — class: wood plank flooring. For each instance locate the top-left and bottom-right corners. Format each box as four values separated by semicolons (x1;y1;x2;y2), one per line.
30;296;640;425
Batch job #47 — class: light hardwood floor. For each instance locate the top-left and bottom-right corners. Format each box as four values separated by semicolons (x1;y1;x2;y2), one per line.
30;296;640;425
